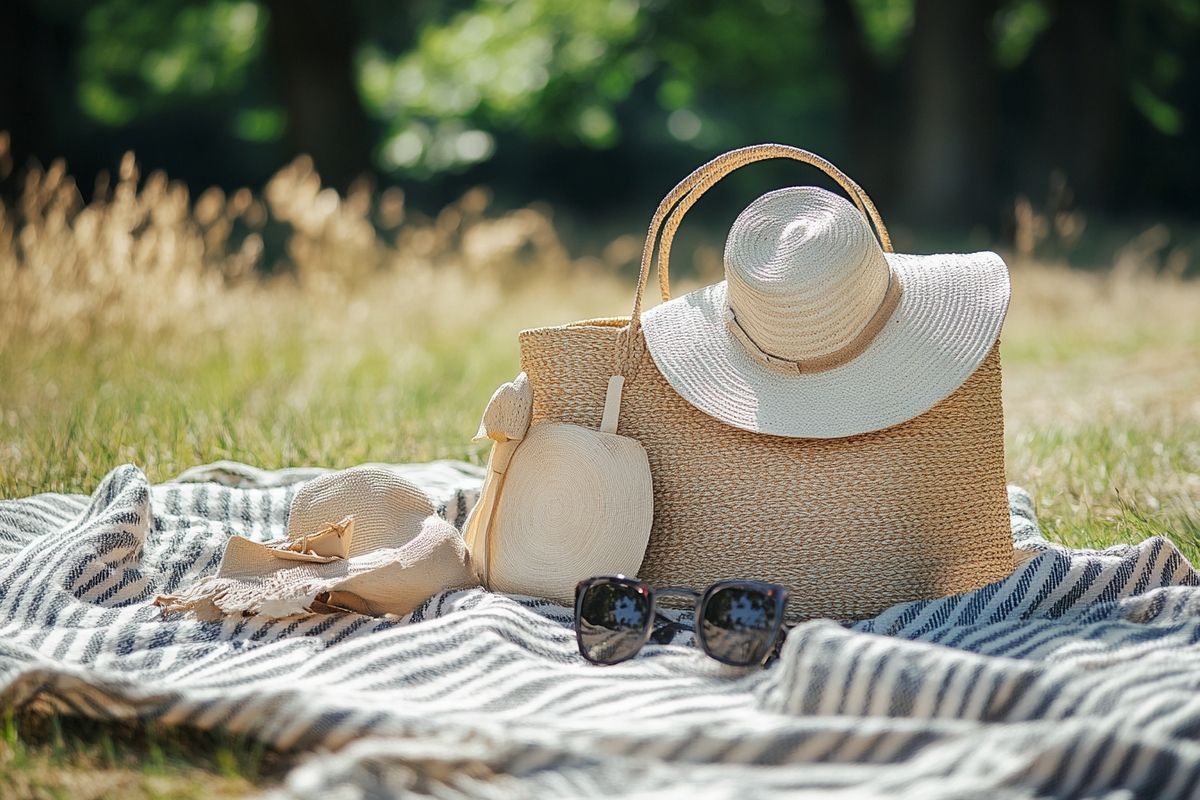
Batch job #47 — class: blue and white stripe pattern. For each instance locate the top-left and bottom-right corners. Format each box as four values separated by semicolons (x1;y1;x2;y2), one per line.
2;461;1200;798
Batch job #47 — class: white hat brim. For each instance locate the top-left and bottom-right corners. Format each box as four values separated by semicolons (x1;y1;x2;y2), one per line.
640;251;1011;439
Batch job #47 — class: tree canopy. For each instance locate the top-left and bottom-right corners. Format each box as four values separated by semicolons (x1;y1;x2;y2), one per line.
2;0;1198;229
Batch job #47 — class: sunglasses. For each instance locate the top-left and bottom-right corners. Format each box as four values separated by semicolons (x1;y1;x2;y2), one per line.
574;575;789;667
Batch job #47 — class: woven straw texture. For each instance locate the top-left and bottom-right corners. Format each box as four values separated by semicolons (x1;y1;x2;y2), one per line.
473;371;533;444
287;467;435;556
155;466;475;619
517;144;1012;620
464;373;654;603
521;325;1010;620
485;422;653;603
641;188;1011;438
724;186;894;363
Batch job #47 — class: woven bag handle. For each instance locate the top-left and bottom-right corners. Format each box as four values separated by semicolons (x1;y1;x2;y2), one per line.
619;144;892;375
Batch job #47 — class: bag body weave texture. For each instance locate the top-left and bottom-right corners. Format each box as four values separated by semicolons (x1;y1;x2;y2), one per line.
520;325;1010;620
519;145;1014;620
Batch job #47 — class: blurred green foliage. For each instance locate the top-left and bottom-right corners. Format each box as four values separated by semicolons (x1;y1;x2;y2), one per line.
78;0;266;125
362;0;646;172
851;0;914;61
59;0;1196;162
991;0;1049;67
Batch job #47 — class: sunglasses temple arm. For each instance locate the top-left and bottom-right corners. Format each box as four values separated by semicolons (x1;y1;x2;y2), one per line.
765;622;795;664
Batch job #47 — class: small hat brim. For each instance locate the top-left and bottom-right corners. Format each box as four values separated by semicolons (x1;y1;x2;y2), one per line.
640;251;1011;439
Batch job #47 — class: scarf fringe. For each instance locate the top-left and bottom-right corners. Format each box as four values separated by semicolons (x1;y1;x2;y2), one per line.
154;577;317;621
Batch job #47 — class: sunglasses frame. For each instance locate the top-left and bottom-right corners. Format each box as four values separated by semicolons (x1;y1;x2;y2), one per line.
574;575;789;667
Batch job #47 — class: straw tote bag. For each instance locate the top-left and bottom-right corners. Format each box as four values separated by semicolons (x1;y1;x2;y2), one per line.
518;144;1014;620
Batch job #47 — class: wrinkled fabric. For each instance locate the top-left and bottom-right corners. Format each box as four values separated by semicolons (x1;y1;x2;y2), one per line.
1;462;1199;799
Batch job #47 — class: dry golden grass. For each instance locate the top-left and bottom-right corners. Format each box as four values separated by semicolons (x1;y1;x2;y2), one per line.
1002;262;1200;548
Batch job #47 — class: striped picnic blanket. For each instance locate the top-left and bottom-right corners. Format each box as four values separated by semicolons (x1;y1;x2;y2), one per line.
2;461;1199;799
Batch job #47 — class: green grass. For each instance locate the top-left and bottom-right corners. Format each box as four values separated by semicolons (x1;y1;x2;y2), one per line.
1;709;284;799
0;261;1197;797
999;264;1200;555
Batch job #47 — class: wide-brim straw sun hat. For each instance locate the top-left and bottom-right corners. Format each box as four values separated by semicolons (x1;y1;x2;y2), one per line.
640;185;1011;439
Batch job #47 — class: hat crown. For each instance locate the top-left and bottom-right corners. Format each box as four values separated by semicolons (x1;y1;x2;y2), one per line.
724;186;890;363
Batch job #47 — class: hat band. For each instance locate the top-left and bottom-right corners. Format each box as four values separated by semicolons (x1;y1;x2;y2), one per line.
725;268;903;375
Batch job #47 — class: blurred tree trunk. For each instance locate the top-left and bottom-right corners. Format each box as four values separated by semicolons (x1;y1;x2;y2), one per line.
823;0;899;205
263;0;374;190
1026;1;1126;211
0;0;59;194
903;0;1001;226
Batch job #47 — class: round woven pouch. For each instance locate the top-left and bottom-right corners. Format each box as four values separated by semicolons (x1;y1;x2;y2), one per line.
464;376;655;604
485;423;653;603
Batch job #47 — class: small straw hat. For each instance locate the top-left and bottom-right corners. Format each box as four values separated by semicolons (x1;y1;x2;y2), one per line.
641;186;1010;438
155;466;475;619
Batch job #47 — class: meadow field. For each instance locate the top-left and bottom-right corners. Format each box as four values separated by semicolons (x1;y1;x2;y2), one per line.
1;152;1198;796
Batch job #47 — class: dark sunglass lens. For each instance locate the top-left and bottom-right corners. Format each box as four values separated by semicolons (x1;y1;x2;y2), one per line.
578;582;652;664
701;586;778;666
